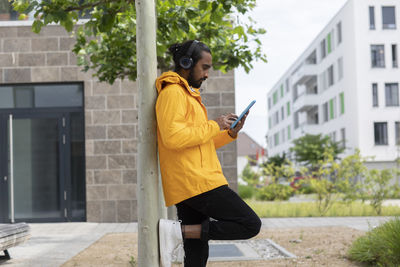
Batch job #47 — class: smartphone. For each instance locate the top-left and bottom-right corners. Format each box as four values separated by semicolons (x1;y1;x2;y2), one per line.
230;100;256;129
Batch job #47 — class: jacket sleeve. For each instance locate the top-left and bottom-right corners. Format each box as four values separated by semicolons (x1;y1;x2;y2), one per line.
212;130;237;149
156;85;220;150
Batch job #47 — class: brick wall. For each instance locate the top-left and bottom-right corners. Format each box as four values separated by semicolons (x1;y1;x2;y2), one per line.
0;24;237;222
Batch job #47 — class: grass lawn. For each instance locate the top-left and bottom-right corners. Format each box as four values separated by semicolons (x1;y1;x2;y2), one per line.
246;200;400;217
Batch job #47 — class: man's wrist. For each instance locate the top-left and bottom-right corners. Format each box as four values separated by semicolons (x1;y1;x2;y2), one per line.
228;129;237;138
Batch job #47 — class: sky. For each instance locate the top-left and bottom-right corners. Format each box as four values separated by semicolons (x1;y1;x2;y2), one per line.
235;0;348;147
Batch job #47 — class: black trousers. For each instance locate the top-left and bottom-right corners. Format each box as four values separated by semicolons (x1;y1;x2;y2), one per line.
176;185;261;267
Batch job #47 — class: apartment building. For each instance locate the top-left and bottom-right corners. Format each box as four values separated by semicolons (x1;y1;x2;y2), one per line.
0;9;238;222
267;0;400;170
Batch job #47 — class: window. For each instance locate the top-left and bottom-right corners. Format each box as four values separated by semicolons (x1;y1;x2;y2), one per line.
287;101;291;116
323;102;329;122
382;6;396;29
274;132;279;146
392;44;398;68
372;83;379;107
327;33;332;54
369;6;375;29
328;65;334;86
371;45;385;68
268;97;271;110
339;92;345;115
374;122;388;145
320;39;326;59
385;83;399;106
273;91;278;104
281;128;286;143
281;106;284;120
329;98;336;120
274;111;279;125
285;78;290;92
395;122;400;145
287;125;291;140
280;84;284;98
336;22;342;44
338;57;343;81
294;111;299;129
340;128;346;148
268;117;272;129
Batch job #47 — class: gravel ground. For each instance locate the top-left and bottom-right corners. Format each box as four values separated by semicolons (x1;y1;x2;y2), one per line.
62;226;365;267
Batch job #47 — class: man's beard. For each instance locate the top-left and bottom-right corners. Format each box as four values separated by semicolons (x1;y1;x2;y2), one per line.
187;69;204;88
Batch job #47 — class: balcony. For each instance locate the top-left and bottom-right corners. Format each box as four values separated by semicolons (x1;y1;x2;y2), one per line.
293;93;320;112
291;64;318;86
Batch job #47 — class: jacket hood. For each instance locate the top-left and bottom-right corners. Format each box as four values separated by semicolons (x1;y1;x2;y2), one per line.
156;71;199;96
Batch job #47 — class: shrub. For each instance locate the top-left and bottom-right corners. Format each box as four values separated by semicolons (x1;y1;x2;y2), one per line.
256;184;293;201
348;217;400;266
238;184;255;199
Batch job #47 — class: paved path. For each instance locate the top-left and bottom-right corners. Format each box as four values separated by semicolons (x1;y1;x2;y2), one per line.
1;217;395;266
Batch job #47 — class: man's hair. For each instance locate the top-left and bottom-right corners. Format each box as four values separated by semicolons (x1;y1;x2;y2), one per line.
168;40;211;71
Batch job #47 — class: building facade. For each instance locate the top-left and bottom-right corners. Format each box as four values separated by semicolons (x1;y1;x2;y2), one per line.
267;0;400;170
0;21;238;223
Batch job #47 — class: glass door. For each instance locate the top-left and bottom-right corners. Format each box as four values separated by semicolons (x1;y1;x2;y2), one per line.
1;113;65;222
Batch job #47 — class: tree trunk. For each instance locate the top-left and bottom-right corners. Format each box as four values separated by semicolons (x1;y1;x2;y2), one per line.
135;0;162;266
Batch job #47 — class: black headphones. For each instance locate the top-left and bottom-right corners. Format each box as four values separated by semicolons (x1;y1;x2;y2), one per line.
179;40;199;70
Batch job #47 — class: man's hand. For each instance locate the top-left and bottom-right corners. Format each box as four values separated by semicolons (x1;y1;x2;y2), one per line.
214;113;238;130
227;111;248;138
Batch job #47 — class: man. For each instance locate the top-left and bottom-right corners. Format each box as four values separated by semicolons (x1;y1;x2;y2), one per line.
155;40;261;267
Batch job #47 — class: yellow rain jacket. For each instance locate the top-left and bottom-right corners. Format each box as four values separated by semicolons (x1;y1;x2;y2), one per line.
155;71;236;206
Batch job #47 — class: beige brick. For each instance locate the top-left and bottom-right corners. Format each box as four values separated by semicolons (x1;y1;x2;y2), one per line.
4;68;31;83
31;38;58;52
107;95;135;109
86;140;94;156
221;92;235;106
86;170;94;184
85;96;106;110
86;155;107;170
222;151;236;166
108;184;136;200
206;107;235;121
201;93;220;107
108;155;136;169
121;110;138;124
122;140;137;154
222;167;237;182
93;110;120;125
94;140;121;154
101;200;116;222
60;37;76;51
61;67;78;81
0;27;17;38
31;67;59;82
93;80;120;95
218;140;236;152
209;68;222;77
85;111;93;125
94;170;122;184
107;125;136;139
86;201;101;222
18;53;45;66
0;69;3;83
117;200;131;222
131;200;138;221
84;80;92;96
46;52;68;66
204;77;235;93
0;54;14;67
77;68;96;80
86;185;107;200
122;170;137;184
3;39;30;52
121;80;137;94
41;26;69;37
17;27;43;38
86;126;106;140
69;52;78;66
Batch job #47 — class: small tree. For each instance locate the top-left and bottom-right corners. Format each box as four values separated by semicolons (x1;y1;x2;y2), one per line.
290;134;344;170
240;163;261;187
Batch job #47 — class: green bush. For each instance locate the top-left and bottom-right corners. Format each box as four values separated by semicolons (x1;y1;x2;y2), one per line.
238;184;255;199
255;184;293;201
348;217;400;267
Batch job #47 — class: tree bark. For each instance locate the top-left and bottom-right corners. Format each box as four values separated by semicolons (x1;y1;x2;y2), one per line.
135;0;162;266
